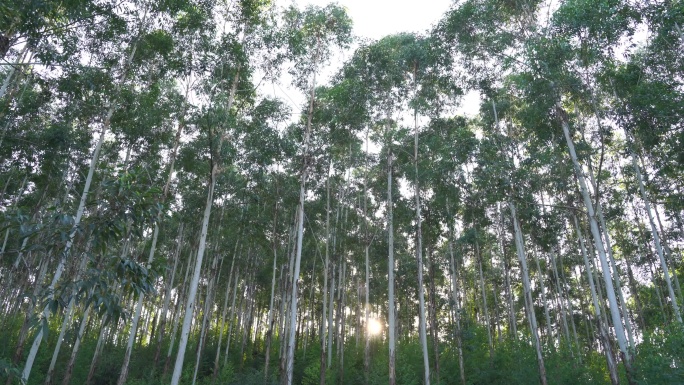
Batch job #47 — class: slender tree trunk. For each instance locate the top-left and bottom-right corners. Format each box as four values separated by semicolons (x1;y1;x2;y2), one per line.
213;233;242;379
44;298;76;385
549;248;571;348
61;303;92;385
213;261;235;382
286;119;308;385
335;264;342;360
510;202;547;385
170;64;240;385
493;280;502;343
192;251;221;385
85;315;108;385
595;203;636;348
557;106;632;373
149;309;159;345
387;141;397;385
428;248;440;382
363;130;371;385
319;172;331;385
265;240;279;382
631;152;681;323
475;240;493;356
153;224;184;370
304;259;316;356
223;268;240;367
572;215;619;385
625;256;645;330
327;212;339;369
240;277;256;369
285;42;319;385
648;260;667;317
165;249;195;378
653;205;683;301
337;259;347;385
0;229;9;260
532;249;553;346
448;225;465;385
280;224;296;385
327;260;336;369
559;258;580;360
413;106;430;385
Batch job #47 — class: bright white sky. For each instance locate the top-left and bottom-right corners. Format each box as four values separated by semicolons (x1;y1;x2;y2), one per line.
268;0;481;117
297;0;454;40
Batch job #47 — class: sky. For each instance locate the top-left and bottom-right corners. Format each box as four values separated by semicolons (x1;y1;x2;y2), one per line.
298;0;454;40
268;0;481;117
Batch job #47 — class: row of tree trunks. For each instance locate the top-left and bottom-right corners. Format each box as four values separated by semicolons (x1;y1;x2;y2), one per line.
557;105;635;384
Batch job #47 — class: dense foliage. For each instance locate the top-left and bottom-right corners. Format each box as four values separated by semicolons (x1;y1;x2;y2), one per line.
1;0;683;384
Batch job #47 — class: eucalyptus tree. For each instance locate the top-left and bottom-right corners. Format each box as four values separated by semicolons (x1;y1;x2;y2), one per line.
607;58;684;324
439;0;651;380
407;113;472;378
0;0;123;301
14;16;182;383
345;32;458;385
0;0;120;61
168;30;252;385
436;4;540;368
13;2;162;382
278;5;352;384
465;96;552;384
115;2;221;383
418;115;476;385
339;37;408;384
308;72;368;383
0;0;120;110
225;94;293;379
538;5;646;377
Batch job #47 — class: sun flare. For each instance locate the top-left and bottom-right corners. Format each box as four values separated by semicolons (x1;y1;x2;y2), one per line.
368;318;382;336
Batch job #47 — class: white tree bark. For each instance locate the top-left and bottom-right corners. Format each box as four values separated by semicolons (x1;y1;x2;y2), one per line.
170;174;216;385
532;249;553;344
285;55;318;385
191;250;220;385
414;111;430;385
510;202;547;385
387;137;397;385
117;71;190;385
214;244;238;379
572;215;619;385
170;65;240;385
153;224;183;368
475;240;493;355
85;315;108;385
21;27;142;382
265;236;279;382
557;107;631;363
61;302;92;385
447;213;465;385
631;152;682;323
223;268;240;367
363;130;371;384
319;171;331;385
